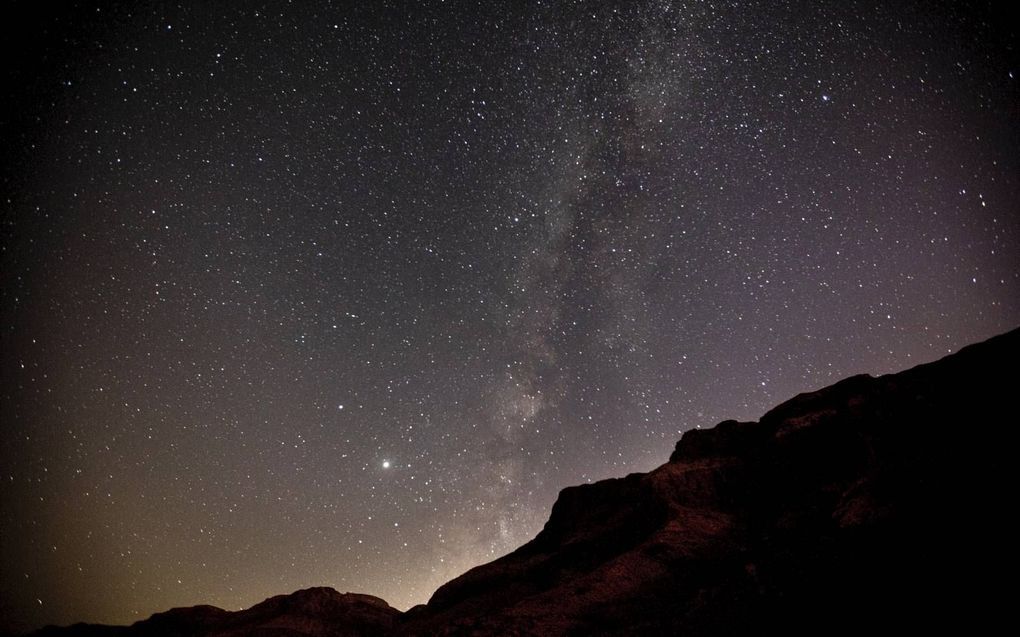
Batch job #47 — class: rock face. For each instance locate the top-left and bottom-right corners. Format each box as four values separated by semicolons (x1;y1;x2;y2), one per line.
401;328;1018;635
31;329;1019;636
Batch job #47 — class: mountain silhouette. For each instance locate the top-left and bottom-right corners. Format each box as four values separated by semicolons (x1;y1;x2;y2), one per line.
30;328;1018;635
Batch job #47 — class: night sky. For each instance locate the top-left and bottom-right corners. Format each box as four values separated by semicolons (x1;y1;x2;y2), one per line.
2;1;1018;632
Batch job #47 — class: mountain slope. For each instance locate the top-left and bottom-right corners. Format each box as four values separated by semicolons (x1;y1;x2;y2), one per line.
29;328;1019;636
401;328;1018;635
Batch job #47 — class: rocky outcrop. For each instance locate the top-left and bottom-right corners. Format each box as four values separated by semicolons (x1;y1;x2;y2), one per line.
32;328;1019;636
400;328;1018;635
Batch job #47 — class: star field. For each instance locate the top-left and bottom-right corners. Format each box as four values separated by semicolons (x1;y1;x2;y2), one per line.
2;1;1018;632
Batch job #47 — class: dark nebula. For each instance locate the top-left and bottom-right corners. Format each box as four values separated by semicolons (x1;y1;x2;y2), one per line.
1;1;1017;633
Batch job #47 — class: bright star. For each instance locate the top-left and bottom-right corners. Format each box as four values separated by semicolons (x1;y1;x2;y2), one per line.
382;460;391;469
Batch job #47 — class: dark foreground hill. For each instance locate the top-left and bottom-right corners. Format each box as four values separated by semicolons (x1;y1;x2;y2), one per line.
31;329;1019;636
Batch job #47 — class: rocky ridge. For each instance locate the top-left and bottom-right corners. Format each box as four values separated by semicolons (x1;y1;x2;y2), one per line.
30;328;1019;636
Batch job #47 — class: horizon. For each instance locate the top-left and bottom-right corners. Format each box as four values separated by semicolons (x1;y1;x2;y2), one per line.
14;325;1019;633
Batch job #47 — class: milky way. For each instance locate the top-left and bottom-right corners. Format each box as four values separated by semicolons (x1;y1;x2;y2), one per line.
2;1;1018;632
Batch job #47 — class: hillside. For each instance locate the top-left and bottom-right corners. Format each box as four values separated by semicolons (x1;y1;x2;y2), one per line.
30;329;1019;636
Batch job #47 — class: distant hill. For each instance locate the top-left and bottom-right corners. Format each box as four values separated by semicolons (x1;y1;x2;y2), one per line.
30;589;398;637
31;328;1019;635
